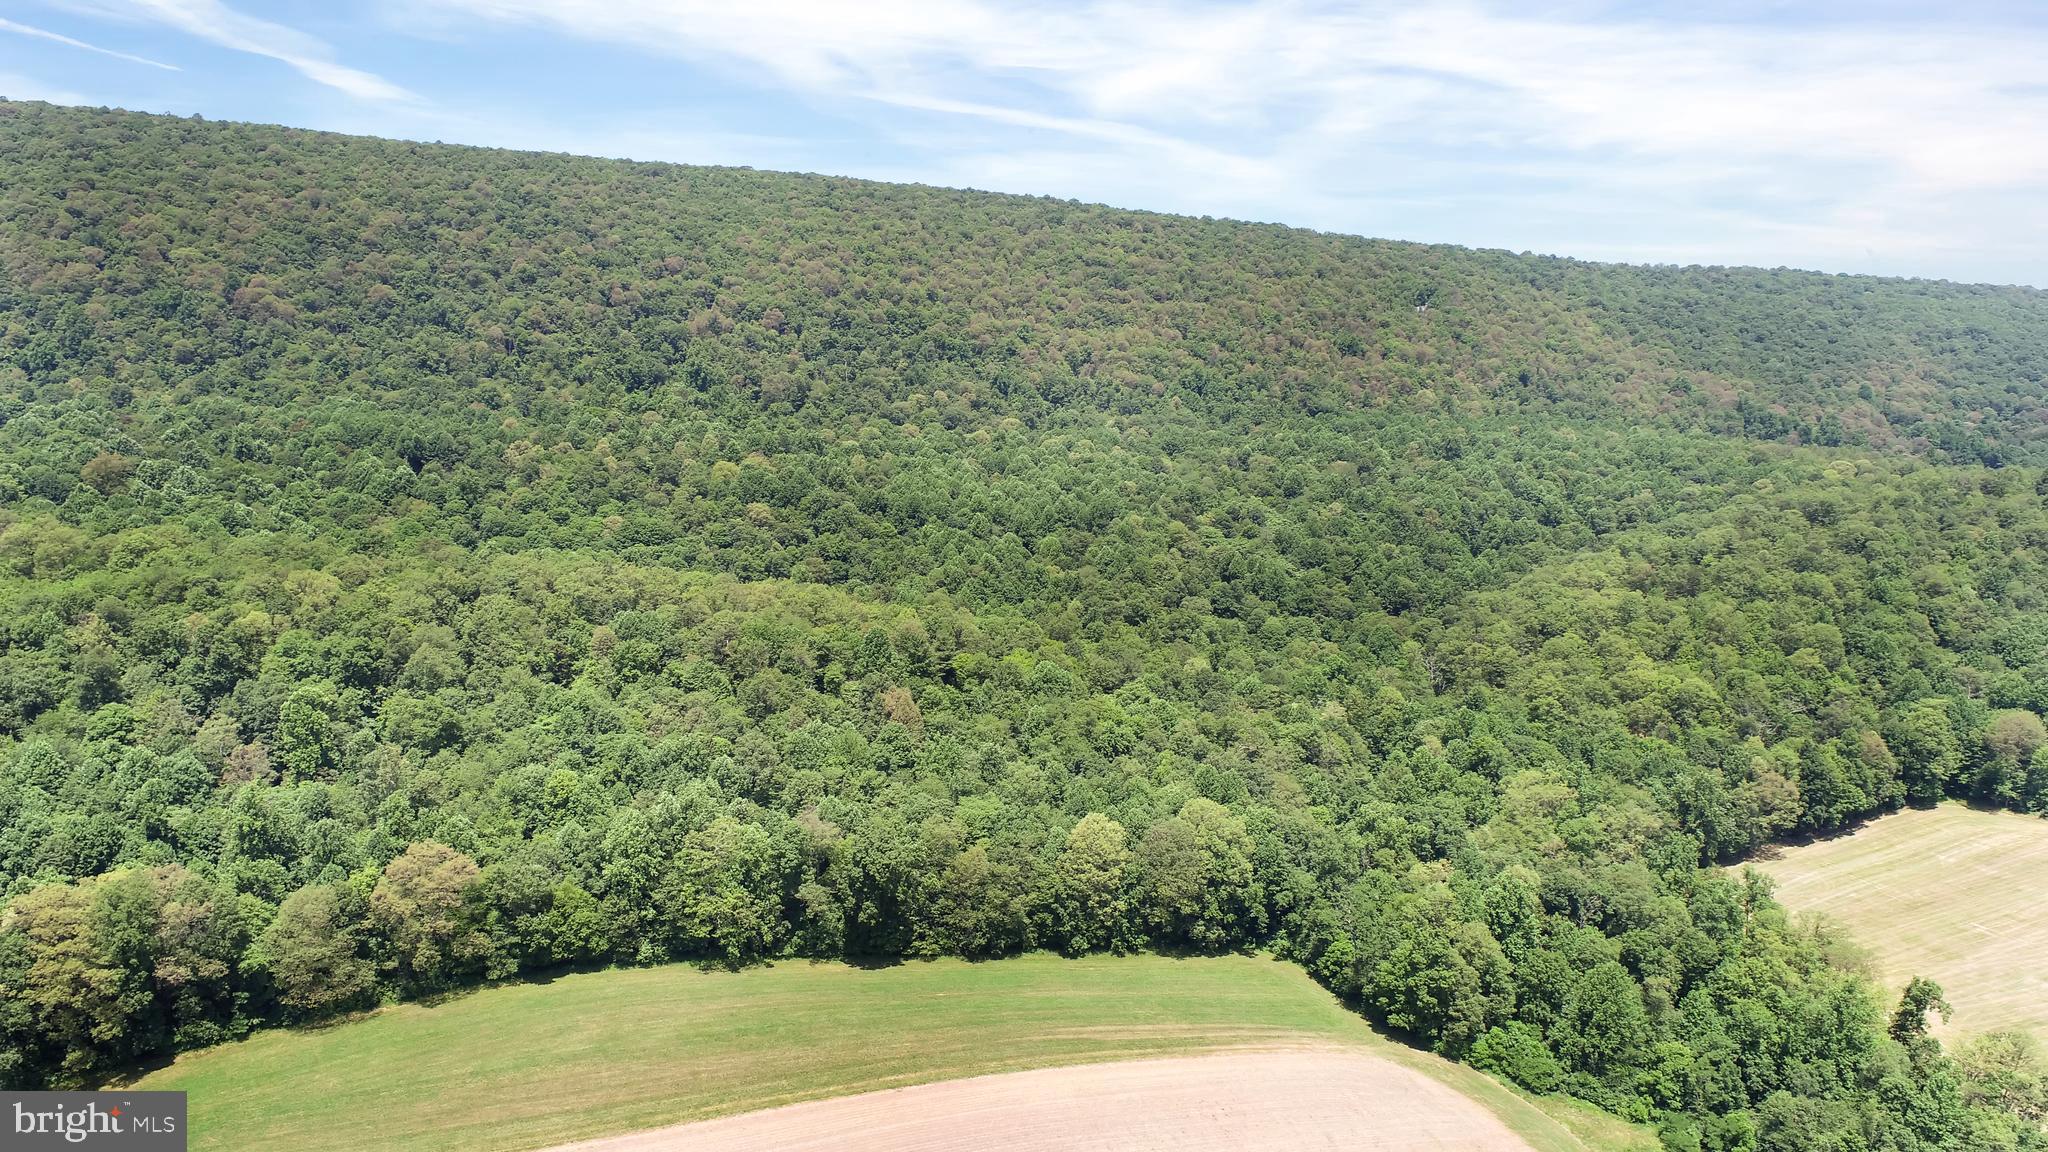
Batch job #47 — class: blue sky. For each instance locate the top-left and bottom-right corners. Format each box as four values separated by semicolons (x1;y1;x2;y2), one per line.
4;1;2045;287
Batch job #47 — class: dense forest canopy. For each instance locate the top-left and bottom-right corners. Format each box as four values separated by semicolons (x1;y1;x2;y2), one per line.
0;101;2045;1150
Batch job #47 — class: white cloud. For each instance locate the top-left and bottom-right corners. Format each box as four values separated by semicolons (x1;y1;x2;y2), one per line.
0;16;179;69
56;0;411;100
402;1;2048;183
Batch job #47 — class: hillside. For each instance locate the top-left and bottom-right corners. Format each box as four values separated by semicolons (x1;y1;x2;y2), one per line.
2;101;2046;1151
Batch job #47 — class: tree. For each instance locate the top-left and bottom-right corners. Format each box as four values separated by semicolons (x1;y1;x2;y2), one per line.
369;842;485;990
1471;1022;1566;1094
925;842;1029;958
1359;886;1512;1057
273;686;341;783
661;817;786;965
79;452;134;495
4;875;155;1083
1136;799;1260;950
1557;961;1652;1080
1954;1031;2048;1123
1890;701;1963;804
146;866;245;1049
259;884;374;1017
533;883;612;968
1891;976;1952;1042
1984;710;2046;764
1051;813;1133;954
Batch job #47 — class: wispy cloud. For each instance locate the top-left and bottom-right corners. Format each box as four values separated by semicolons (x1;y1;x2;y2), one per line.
0;15;179;69
56;0;410;100
401;0;2048;185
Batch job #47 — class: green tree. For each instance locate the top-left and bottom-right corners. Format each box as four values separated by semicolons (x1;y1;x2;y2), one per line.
1051;813;1134;954
273;686;341;783
0;870;169;1083
1890;701;1963;804
1955;1031;2048;1124
1557;961;1652;1080
1470;1022;1567;1094
1136;799;1260;949
369;842;486;991
259;884;374;1017
925;842;1029;958
661;817;787;965
1891;976;1952;1041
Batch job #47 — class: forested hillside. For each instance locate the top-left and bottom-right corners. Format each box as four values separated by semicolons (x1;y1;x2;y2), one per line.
1;101;2046;1150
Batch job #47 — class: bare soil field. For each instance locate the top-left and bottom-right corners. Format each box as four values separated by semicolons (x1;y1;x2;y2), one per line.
547;1049;1537;1152
1751;803;2048;1037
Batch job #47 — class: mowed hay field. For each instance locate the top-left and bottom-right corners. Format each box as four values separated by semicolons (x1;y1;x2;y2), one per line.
131;953;1653;1152
1751;803;2048;1037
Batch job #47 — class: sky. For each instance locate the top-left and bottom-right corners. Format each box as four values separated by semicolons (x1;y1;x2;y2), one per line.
3;1;2046;287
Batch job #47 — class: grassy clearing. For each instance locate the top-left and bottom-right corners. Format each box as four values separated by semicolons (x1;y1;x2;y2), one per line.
1750;803;2048;1038
131;953;1653;1152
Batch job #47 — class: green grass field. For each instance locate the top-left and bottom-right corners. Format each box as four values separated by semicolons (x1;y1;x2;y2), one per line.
1751;803;2048;1039
130;953;1652;1152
